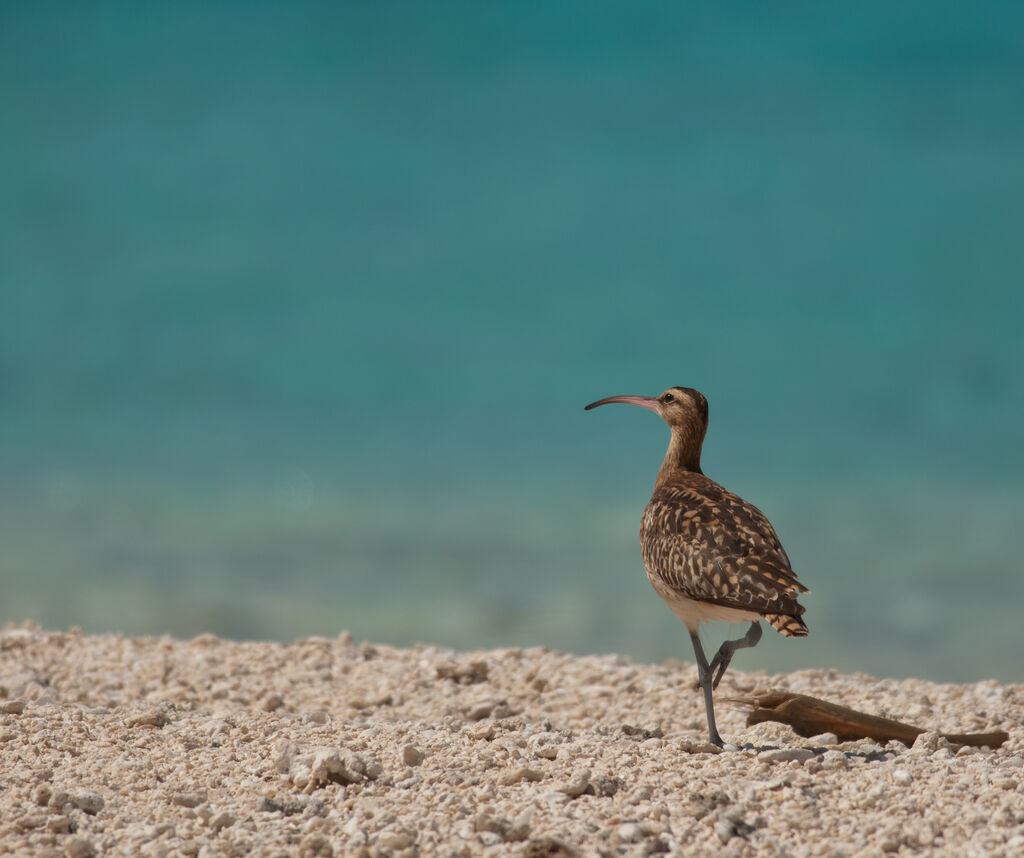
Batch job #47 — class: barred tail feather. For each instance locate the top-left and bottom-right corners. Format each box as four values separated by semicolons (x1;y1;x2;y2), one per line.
766;613;808;637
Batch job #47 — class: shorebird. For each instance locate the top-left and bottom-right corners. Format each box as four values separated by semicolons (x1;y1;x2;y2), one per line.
585;386;809;746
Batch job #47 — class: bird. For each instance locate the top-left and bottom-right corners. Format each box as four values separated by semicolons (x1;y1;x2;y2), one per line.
585;386;809;747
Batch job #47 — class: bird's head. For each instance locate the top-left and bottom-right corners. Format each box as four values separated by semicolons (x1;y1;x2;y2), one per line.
585;386;708;432
585;386;709;474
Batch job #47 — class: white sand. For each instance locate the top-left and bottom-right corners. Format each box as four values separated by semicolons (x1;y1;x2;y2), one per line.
0;624;1021;857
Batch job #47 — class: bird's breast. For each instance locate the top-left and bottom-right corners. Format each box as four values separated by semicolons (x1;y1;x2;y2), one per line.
648;578;762;632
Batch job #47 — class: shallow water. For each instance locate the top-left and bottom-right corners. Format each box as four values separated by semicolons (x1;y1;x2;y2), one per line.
2;2;1022;681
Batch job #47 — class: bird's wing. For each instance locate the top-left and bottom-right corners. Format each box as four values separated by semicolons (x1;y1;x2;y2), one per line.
641;478;809;617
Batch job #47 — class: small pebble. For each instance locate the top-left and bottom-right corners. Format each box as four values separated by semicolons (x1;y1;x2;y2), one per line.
402;744;425;766
126;703;174;729
64;838;96;858
0;699;26;715
71;792;105;815
500;767;543;785
615;823;645;844
46;814;71;833
261;693;285;712
376;830;415;850
758;748;815;764
171;791;207;808
556;769;592;797
678;739;723;754
298;832;333;858
821;750;849;770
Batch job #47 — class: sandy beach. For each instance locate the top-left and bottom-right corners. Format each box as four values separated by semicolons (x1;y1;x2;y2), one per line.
0;624;1020;857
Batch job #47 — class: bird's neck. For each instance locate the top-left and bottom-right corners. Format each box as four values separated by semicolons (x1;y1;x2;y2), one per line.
655;427;704;487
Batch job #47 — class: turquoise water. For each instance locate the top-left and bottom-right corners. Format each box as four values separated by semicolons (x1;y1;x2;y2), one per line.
3;2;1022;682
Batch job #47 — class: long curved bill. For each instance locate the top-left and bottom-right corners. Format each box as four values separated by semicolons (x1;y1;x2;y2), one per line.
584;394;659;412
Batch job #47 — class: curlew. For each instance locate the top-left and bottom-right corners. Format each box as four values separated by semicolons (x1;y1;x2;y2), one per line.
585;386;809;746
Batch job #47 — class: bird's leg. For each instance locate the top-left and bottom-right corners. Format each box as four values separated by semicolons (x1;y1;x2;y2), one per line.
689;631;724;747
708;622;762;690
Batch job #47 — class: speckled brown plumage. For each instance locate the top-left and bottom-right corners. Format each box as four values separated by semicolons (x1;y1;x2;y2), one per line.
586;385;810;746
641;474;809;637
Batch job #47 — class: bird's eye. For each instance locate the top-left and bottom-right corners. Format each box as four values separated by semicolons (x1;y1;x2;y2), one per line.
663;393;675;403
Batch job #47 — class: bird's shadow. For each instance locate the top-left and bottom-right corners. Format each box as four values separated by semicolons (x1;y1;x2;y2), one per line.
739;743;901;764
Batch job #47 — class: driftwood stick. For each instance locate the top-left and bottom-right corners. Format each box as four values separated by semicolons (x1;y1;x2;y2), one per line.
725;691;1008;749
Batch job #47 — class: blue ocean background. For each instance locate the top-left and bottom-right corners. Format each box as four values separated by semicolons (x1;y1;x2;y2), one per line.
3;2;1022;682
